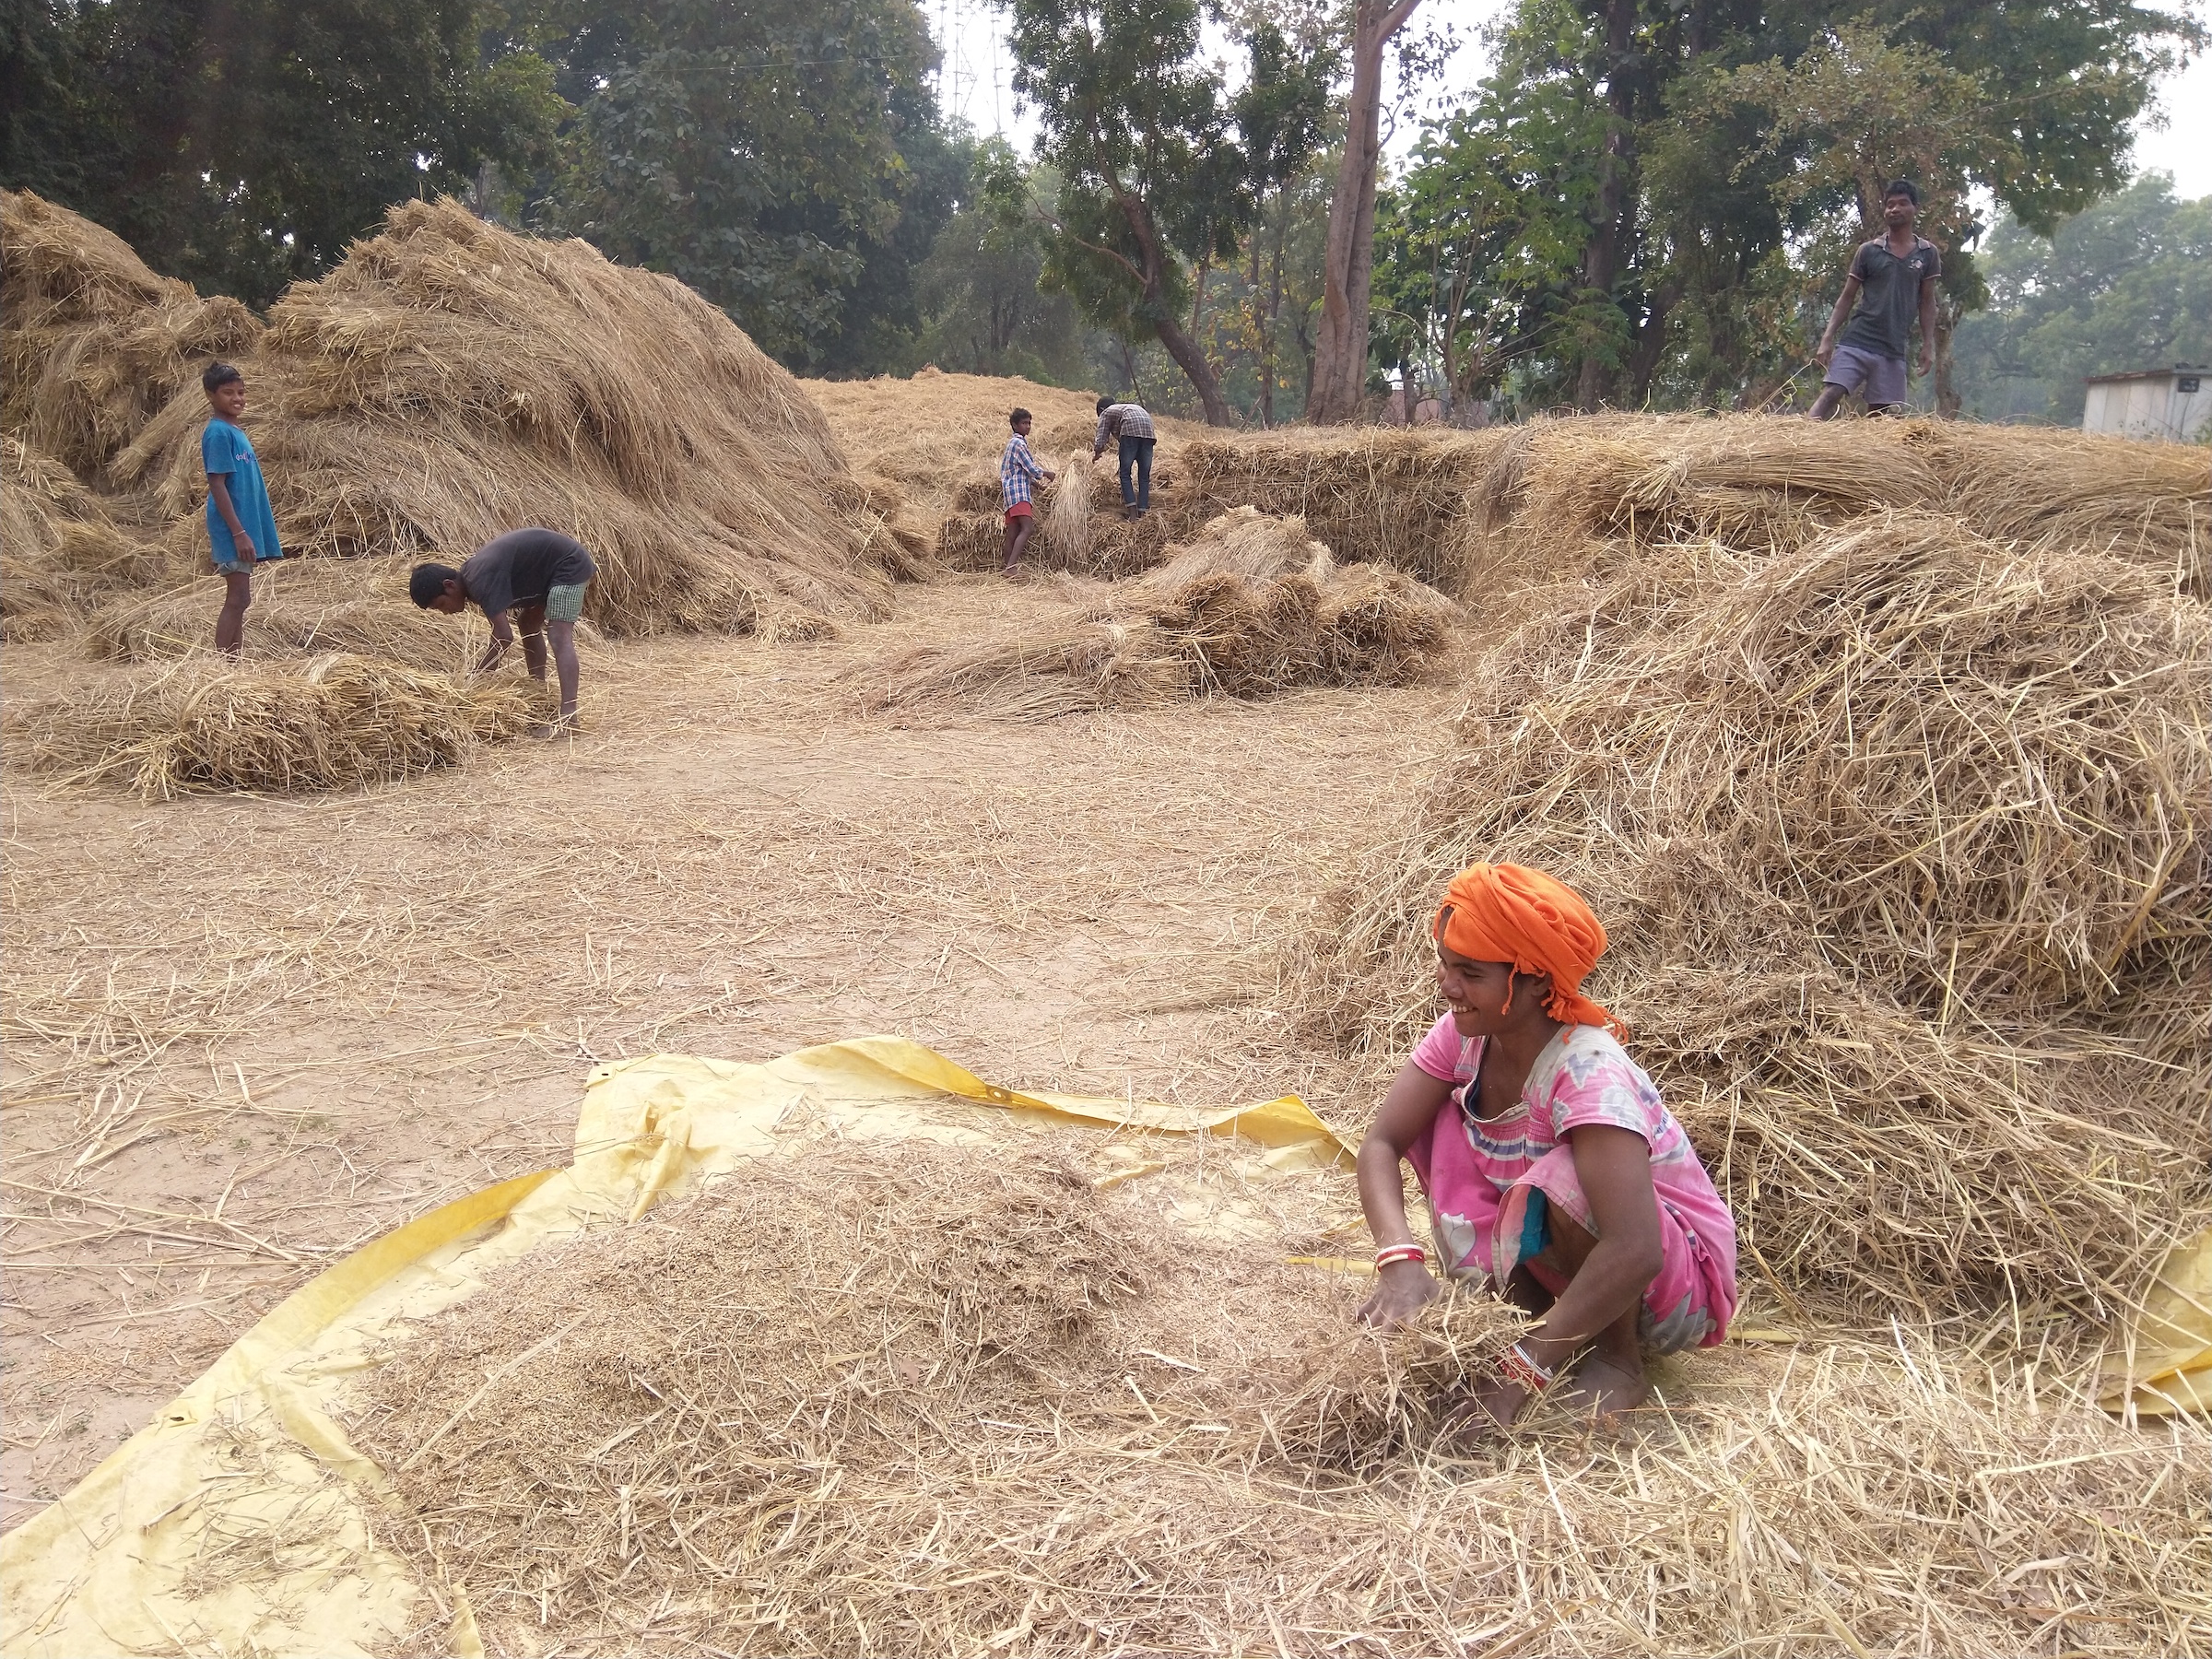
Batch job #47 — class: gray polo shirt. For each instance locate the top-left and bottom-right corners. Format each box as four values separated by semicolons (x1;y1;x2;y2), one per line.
1839;236;1941;360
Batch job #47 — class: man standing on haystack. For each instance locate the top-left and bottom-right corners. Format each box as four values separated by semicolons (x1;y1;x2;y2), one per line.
1091;394;1157;519
1807;181;1941;418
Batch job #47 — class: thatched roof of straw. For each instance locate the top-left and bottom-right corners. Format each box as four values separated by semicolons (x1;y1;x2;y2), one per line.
101;198;903;636
9;651;550;797
0;190;260;475
1289;509;2211;1336
341;1133;2211;1657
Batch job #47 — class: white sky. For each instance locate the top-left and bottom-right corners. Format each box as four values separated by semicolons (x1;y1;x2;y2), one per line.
929;0;2212;200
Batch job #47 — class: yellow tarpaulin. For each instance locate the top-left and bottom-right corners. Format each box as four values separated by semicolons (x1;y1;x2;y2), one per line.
2098;1226;2212;1419
0;1038;1347;1659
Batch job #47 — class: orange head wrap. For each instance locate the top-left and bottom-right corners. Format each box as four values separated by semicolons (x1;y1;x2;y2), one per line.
1432;862;1625;1037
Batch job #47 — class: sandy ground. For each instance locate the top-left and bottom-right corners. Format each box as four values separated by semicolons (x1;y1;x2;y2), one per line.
0;576;1459;1529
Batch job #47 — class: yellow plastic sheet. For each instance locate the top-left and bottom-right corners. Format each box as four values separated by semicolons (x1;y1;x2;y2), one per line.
0;1038;1347;1659
2099;1226;2212;1419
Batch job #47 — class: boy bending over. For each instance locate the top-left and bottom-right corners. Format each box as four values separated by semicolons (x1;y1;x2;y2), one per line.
410;528;597;733
1357;862;1737;1430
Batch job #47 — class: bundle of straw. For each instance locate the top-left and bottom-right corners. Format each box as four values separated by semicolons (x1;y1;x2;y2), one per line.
1290;510;2212;1332
341;1135;2211;1657
12;652;548;797
1044;460;1094;568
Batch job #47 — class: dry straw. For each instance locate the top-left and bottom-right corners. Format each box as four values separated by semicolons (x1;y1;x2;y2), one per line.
1291;510;2211;1335
864;509;1455;719
0;189;260;475
88;198;901;636
1;435;172;640
10;651;549;797
83;559;477;672
343;1135;2211;1657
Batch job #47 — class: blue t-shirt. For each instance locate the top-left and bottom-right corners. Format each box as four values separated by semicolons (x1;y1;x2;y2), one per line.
202;418;283;566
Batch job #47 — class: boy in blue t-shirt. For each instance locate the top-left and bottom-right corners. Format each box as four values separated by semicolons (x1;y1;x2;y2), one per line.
200;361;284;657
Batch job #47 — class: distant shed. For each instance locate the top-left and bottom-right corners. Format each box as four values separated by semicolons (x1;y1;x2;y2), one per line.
2082;364;2211;442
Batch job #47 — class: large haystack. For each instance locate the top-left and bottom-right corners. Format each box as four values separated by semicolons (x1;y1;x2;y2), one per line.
864;509;1456;719
340;1134;2208;1657
1;191;262;476
68;198;900;636
1292;510;2211;1335
9;652;549;797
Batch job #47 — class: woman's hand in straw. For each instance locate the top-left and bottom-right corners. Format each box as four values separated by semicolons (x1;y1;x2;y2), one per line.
1358;1258;1441;1328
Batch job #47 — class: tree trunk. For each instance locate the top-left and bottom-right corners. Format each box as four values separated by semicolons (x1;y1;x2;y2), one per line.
1112;183;1235;425
1574;0;1638;412
1933;297;1961;418
1154;311;1234;426
1306;0;1422;424
1624;276;1682;407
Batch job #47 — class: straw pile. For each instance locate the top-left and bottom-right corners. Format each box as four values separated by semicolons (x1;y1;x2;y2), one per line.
0;436;171;640
865;509;1456;719
1292;510;2212;1335
0;190;261;475
343;1134;2211;1657
9;652;550;797
805;371;1136;522
83;559;477;672
41;197;897;636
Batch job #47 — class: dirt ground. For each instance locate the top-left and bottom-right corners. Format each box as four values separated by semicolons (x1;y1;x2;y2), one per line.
0;575;1459;1529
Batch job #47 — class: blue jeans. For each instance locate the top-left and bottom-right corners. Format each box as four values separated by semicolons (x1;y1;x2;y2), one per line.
1118;435;1155;512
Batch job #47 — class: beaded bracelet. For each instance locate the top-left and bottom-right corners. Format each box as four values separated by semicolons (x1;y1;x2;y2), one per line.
1372;1243;1428;1269
1497;1341;1555;1394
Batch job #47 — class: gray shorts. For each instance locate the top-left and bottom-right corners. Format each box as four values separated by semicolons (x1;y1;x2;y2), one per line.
1824;345;1907;406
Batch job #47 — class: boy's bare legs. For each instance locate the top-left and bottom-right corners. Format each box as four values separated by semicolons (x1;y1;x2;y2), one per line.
515;604;548;682
547;619;581;727
1001;514;1034;576
1807;383;1848;419
214;570;253;658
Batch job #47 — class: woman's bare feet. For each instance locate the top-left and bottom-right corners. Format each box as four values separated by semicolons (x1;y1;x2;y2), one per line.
1555;1353;1649;1420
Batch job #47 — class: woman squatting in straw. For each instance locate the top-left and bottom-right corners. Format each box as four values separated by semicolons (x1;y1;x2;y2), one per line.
1357;863;1737;1430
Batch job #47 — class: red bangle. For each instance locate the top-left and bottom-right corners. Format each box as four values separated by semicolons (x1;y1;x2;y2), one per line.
1497;1342;1555;1394
1373;1243;1428;1268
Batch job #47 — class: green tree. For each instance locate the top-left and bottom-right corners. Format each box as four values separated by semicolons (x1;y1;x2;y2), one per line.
1371;65;1599;415
1952;175;2212;424
1;0;561;307
914;138;1086;381
1003;0;1283;425
542;1;952;367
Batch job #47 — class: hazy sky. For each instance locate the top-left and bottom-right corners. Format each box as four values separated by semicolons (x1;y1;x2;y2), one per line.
928;0;2212;200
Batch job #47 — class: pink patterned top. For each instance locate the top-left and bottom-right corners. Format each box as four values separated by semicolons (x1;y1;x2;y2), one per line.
1405;1016;1738;1347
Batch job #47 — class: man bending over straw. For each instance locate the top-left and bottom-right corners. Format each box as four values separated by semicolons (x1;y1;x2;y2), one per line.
1356;863;1737;1431
410;528;597;734
999;406;1055;577
1091;394;1156;518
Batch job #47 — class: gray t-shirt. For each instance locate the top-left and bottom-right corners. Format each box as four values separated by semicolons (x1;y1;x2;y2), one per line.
458;528;596;618
1839;236;1941;360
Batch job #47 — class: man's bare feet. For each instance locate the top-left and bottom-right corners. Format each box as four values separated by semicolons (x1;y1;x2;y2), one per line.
1554;1353;1649;1421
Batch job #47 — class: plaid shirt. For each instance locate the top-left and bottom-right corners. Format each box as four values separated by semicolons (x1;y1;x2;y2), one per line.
1000;433;1044;510
1093;403;1157;453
